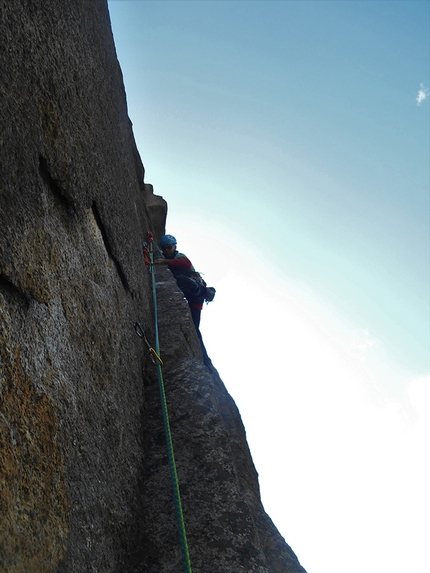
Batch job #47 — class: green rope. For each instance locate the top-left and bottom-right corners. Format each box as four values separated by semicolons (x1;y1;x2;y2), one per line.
148;237;192;573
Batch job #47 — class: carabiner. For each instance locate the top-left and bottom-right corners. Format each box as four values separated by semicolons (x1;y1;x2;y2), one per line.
134;322;163;365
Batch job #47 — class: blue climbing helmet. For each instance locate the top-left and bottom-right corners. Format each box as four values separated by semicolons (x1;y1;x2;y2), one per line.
159;234;177;248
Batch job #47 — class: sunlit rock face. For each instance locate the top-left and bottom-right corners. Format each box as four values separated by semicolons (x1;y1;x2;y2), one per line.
0;2;306;572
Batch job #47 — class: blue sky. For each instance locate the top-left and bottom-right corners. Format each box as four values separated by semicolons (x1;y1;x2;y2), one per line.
107;2;429;572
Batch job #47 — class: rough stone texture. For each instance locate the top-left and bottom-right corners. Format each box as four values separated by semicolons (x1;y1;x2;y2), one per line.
139;267;307;573
0;2;307;572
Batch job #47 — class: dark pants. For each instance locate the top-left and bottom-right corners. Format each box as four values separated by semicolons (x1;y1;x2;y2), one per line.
175;276;212;368
188;304;211;367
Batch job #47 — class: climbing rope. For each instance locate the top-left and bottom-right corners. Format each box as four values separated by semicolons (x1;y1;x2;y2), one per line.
140;232;192;573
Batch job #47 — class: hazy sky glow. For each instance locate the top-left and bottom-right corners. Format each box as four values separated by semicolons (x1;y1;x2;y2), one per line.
107;2;429;572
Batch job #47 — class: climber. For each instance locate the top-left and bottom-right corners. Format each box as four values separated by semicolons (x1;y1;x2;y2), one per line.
155;234;215;369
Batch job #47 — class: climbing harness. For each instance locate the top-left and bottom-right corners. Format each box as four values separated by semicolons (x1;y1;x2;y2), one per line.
137;231;192;573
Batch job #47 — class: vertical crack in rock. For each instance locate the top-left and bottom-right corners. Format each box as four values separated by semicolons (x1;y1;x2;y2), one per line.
39;156;76;216
0;274;33;309
91;201;131;293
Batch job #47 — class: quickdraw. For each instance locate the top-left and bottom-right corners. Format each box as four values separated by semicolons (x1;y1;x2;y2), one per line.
134;321;163;365
142;235;152;268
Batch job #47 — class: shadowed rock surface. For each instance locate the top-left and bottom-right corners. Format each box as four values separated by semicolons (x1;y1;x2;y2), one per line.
0;2;307;572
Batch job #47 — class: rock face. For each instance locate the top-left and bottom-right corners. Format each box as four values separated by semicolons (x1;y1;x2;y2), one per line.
0;2;307;572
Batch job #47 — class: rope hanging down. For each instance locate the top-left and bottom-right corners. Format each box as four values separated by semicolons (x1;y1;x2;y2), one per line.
141;232;192;573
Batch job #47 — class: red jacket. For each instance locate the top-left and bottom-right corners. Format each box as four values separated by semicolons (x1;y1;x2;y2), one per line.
168;252;204;310
167;253;194;277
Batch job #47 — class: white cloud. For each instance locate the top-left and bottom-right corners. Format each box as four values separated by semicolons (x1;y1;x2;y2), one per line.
416;83;429;106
